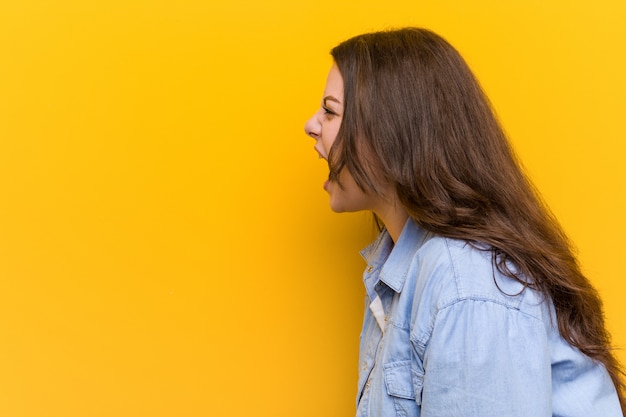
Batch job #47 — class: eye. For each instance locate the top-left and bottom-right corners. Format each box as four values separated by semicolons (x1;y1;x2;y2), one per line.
322;106;337;117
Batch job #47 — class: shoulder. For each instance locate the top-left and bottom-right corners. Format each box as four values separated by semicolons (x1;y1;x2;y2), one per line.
406;234;549;341
413;235;540;304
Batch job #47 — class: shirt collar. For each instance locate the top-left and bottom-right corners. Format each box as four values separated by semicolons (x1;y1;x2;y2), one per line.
360;218;429;295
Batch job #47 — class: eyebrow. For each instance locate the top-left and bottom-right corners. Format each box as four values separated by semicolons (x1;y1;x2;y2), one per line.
323;96;342;107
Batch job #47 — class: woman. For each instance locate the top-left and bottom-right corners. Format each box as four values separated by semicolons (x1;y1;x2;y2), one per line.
304;28;624;416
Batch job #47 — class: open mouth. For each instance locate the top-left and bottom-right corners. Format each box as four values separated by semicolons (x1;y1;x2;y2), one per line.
314;147;327;161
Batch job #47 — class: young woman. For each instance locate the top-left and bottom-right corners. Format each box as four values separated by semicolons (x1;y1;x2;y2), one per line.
304;28;624;417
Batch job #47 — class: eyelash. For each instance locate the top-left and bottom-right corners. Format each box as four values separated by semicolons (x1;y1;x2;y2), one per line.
322;106;336;116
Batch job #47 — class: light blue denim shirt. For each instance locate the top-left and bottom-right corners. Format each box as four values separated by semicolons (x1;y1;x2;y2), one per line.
356;218;622;417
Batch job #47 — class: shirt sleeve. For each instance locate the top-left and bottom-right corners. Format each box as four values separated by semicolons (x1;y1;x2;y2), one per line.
414;298;552;417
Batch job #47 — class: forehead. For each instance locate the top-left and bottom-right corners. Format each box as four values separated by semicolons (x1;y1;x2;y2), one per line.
323;64;344;99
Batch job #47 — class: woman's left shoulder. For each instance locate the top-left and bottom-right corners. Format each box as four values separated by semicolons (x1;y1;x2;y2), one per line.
415;235;548;320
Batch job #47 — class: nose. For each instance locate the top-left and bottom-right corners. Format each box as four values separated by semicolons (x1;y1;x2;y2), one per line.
304;112;321;140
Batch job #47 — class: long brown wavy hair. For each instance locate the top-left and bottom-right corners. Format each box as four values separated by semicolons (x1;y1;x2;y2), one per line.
329;27;625;410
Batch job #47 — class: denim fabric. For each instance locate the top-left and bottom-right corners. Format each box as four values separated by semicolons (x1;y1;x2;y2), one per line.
356;218;622;417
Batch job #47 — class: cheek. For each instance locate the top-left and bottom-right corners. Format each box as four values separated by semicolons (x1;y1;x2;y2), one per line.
321;136;335;155
322;124;340;153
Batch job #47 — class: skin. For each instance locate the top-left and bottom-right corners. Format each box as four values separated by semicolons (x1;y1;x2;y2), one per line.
304;64;408;242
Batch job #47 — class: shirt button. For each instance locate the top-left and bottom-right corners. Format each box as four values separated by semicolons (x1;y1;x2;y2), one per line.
366;265;373;273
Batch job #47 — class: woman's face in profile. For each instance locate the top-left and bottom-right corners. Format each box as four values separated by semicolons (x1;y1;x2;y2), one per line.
305;65;385;214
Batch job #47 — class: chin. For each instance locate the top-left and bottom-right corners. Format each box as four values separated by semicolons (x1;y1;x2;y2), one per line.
328;189;370;213
329;199;347;213
329;203;345;213
329;200;360;213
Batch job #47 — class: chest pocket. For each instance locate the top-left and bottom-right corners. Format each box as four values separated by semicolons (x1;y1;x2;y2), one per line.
383;360;424;406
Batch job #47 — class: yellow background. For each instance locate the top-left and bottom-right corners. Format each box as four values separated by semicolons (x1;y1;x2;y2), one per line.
1;0;624;416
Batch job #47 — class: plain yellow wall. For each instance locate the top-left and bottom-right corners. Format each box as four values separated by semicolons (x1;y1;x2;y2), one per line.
1;0;624;416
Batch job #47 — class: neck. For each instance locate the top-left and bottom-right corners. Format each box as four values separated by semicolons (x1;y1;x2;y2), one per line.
374;204;409;244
